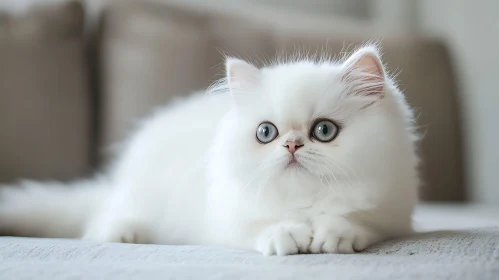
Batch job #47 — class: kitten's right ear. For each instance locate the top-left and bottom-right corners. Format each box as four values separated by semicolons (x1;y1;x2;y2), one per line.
226;58;260;90
340;45;385;98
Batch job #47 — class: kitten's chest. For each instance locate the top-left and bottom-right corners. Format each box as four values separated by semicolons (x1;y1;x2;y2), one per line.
263;189;352;221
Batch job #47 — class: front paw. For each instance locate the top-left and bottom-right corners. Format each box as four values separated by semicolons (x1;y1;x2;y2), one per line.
310;217;378;254
256;222;313;256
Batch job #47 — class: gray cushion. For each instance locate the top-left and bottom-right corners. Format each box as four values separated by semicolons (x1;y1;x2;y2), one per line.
0;227;498;280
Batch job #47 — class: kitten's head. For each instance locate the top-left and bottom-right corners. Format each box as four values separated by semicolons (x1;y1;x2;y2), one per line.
209;45;416;205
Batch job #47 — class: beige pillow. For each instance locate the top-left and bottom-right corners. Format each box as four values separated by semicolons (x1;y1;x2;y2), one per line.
0;1;91;183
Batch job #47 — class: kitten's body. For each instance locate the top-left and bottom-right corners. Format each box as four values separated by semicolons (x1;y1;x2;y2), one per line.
0;46;419;255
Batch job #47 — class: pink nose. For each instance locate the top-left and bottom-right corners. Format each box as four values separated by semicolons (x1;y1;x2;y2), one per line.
284;141;304;153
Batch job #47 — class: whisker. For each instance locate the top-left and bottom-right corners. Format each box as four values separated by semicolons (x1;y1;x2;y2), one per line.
316;156;346;200
241;160;273;191
322;154;361;181
317;160;334;196
307;150;361;182
255;170;272;208
322;158;354;190
320;156;353;183
242;155;285;187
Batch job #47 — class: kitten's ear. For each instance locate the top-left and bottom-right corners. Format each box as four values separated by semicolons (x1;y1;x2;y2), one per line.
226;58;260;90
340;45;385;97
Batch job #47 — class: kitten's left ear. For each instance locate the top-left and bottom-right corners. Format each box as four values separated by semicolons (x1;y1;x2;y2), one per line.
226;58;261;90
340;45;386;97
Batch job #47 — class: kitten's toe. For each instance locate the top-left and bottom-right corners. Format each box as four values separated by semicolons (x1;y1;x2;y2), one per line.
310;232;339;253
337;238;355;254
311;216;380;254
83;218;150;244
352;233;371;252
256;222;313;256
310;229;356;254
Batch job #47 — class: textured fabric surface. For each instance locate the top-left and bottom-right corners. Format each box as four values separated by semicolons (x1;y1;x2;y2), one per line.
0;1;91;183
97;1;464;201
0;227;498;280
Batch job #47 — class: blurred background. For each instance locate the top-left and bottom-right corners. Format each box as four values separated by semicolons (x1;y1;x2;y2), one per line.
0;0;497;207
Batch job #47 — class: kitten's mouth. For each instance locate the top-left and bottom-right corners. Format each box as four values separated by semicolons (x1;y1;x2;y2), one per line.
286;157;302;168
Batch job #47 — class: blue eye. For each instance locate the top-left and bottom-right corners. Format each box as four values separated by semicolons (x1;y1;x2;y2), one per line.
256;122;278;144
312;120;339;142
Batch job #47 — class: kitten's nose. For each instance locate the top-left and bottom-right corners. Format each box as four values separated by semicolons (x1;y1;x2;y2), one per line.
284;141;304;154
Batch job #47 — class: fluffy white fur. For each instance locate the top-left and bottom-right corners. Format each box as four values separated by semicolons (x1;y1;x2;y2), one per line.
0;45;419;256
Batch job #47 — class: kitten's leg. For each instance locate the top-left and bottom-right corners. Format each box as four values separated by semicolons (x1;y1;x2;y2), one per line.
254;221;313;256
82;191;153;244
83;215;152;244
310;215;382;254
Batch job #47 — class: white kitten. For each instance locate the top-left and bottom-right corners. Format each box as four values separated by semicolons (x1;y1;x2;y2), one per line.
0;45;419;255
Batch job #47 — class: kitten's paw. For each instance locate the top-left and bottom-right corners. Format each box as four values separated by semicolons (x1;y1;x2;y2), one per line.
310;217;378;254
83;219;150;244
256;222;313;256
